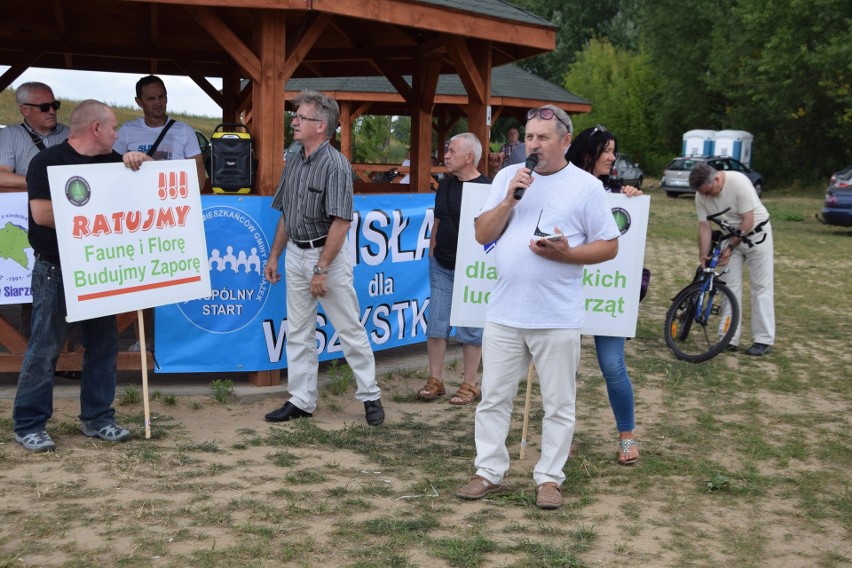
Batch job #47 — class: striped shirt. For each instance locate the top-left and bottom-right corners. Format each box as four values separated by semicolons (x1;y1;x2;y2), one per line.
271;140;353;241
0;122;70;175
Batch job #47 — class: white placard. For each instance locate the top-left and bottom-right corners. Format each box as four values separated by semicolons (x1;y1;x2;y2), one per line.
451;183;649;337
48;159;211;322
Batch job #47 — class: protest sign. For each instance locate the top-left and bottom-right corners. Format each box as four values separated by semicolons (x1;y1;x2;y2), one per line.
0;192;33;305
451;183;649;337
48;159;211;322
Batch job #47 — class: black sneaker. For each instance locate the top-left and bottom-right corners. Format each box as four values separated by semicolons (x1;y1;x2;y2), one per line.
725;344;738;353
745;343;771;356
364;399;384;426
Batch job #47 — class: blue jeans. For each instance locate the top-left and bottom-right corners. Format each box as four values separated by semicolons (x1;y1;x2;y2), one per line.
13;259;119;435
593;335;635;432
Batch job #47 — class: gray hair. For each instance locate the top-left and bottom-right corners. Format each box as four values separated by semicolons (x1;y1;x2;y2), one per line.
292;89;340;139
689;162;718;191
16;82;54;105
450;132;483;164
545;104;573;136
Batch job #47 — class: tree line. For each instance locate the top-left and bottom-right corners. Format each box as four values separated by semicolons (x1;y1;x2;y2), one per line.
509;0;850;182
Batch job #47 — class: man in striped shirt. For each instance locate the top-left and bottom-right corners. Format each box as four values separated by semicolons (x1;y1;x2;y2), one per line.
263;90;384;426
0;82;70;342
0;82;69;191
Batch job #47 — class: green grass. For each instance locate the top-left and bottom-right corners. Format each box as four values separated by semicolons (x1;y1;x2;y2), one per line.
0;188;848;567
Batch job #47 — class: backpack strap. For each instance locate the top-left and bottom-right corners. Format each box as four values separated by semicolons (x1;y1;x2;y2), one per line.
146;119;176;157
21;123;46;151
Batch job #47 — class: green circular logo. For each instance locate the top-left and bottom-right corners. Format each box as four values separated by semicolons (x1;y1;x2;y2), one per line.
65;176;91;206
611;207;631;235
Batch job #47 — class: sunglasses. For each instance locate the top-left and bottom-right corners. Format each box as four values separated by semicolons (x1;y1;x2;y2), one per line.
526;107;571;131
22;101;61;112
589;124;608;137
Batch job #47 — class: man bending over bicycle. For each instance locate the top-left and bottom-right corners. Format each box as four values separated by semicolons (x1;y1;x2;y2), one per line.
689;163;775;356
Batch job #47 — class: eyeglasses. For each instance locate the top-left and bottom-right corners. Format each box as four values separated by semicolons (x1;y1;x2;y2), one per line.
293;114;323;123
22;101;61;112
526;107;572;131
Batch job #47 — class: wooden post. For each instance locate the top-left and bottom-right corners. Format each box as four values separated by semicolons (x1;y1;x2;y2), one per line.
519;363;535;460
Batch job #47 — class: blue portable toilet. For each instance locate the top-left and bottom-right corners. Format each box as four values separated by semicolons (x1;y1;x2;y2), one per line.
714;130;754;167
682;130;715;156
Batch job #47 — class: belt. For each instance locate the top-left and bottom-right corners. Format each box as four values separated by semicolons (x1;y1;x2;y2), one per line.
35;252;61;266
292;235;327;249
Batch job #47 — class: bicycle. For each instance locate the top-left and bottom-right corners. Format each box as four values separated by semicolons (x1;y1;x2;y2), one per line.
664;208;767;363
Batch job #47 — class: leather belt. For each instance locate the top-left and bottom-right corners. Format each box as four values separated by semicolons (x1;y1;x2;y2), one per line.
292;236;327;249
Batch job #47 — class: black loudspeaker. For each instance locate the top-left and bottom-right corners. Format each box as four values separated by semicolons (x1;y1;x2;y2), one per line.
211;123;254;194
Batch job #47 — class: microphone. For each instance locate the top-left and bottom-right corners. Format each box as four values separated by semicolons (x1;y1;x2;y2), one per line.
513;154;539;200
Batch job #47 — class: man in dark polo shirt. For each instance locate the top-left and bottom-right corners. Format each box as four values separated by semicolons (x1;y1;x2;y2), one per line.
263;90;384;426
13;100;151;452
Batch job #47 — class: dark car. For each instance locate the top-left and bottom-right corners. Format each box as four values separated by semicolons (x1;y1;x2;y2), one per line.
816;165;852;227
612;153;644;188
661;156;764;197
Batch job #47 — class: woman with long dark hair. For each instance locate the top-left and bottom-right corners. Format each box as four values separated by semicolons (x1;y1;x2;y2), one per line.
566;125;641;465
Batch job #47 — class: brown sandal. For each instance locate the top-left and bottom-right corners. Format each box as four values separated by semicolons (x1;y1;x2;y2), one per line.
448;383;481;405
417;377;446;400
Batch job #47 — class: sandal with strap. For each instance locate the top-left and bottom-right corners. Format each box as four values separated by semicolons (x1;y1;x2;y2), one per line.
448;383;481;406
417;377;446;400
618;437;639;465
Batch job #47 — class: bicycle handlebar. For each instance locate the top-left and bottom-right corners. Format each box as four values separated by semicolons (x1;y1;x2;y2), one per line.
706;208;767;248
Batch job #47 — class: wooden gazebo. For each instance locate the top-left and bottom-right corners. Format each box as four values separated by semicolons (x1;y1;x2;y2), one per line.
280;64;591;187
1;0;559;196
0;0;560;377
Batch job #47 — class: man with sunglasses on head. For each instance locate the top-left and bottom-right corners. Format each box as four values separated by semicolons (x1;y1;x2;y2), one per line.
262;90;384;427
0;83;70;341
455;105;620;510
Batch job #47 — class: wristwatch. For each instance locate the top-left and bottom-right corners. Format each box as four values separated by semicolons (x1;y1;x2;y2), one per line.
313;264;328;275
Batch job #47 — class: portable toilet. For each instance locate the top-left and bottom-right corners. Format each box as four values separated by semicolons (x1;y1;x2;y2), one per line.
714;130;754;167
682;130;716;157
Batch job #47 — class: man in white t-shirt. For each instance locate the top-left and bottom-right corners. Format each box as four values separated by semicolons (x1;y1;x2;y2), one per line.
455;105;620;510
690;163;774;356
113;75;205;191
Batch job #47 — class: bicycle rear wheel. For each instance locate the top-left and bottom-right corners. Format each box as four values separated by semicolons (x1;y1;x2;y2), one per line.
664;281;739;363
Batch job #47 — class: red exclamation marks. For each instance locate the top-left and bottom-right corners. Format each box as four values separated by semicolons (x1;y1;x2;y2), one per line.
158;172;167;200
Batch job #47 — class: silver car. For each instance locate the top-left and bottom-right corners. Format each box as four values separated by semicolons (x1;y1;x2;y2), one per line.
661;156;764;197
612;153;644;188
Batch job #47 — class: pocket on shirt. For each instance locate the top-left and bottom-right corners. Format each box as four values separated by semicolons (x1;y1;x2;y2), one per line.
303;186;326;220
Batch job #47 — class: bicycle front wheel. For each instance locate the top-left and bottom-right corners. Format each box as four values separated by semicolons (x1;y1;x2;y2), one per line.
664;281;739;363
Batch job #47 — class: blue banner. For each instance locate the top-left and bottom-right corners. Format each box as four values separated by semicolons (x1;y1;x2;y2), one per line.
154;194;434;372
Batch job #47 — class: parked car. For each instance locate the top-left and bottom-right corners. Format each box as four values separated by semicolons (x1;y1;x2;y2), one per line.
612;153;644;188
816;164;852;227
660;156;764;197
195;130;211;177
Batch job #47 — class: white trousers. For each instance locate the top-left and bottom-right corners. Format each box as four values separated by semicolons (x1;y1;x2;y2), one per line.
474;322;580;487
723;222;775;346
284;242;380;413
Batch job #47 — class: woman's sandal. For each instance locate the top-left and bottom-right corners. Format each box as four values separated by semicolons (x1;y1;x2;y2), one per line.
417;377;446;400
448;383;481;406
618;438;639;466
